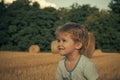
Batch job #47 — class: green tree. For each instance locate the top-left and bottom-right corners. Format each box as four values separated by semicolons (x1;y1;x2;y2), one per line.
67;4;98;23
0;0;5;17
109;0;120;14
0;0;10;47
85;9;120;52
108;0;120;52
0;0;59;51
56;3;98;26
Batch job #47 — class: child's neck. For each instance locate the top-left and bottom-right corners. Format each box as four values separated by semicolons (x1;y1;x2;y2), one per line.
66;52;80;62
65;52;81;71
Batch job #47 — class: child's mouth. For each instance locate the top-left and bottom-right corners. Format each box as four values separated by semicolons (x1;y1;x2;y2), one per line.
58;47;64;50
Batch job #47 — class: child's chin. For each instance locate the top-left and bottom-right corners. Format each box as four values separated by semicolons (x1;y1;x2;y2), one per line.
59;53;66;56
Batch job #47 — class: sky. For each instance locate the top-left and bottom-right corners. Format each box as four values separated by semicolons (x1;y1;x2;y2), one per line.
3;0;111;10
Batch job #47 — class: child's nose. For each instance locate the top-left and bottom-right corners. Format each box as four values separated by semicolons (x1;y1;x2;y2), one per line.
58;41;63;46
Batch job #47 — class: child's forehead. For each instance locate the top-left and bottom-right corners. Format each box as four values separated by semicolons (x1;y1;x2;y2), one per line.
56;32;71;38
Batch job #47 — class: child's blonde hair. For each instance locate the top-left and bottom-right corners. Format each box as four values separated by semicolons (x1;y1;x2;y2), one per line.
55;22;88;54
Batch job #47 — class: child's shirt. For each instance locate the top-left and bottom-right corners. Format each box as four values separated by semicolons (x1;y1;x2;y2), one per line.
56;55;99;80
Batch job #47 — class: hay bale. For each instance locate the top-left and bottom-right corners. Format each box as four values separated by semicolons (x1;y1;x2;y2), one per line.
28;45;40;53
51;40;59;54
84;32;95;58
93;49;102;55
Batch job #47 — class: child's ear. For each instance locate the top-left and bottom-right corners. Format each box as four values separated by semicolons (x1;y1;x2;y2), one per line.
76;42;82;49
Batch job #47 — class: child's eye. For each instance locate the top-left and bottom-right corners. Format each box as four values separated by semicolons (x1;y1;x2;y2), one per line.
57;39;60;42
62;39;66;42
57;39;67;43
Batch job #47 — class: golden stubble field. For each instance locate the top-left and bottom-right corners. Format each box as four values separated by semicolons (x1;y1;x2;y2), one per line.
0;50;120;80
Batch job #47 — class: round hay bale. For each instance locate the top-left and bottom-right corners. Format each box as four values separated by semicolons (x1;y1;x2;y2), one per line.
84;32;95;58
28;45;40;53
51;40;59;54
93;49;102;55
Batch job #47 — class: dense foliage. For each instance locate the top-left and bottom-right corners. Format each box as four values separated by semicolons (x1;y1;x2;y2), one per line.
0;0;120;52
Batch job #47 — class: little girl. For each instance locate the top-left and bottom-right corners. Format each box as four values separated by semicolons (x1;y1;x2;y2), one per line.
55;22;99;80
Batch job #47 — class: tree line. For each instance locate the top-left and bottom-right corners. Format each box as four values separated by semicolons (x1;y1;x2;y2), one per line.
0;0;120;52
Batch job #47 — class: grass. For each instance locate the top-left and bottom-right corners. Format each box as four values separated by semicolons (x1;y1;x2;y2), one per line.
0;50;120;80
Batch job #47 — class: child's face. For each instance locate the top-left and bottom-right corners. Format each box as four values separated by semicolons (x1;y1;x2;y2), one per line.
57;33;81;56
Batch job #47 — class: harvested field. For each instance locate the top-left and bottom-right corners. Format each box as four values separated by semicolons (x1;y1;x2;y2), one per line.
0;50;120;80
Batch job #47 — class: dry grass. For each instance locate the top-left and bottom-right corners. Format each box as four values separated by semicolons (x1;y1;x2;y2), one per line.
92;50;120;80
0;50;120;80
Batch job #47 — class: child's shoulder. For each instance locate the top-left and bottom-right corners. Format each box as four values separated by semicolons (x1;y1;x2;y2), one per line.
58;57;66;63
57;57;66;67
80;55;94;65
79;55;96;72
